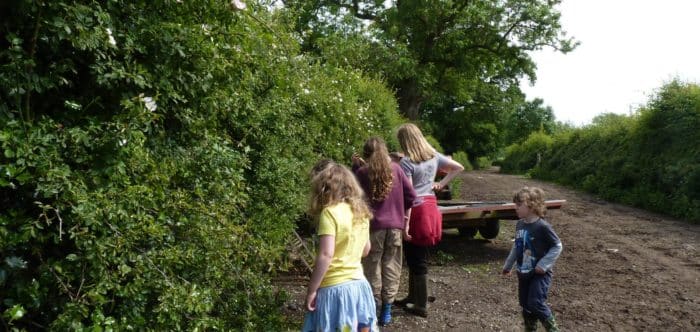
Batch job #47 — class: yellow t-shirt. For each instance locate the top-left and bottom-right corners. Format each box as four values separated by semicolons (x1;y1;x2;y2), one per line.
317;202;370;288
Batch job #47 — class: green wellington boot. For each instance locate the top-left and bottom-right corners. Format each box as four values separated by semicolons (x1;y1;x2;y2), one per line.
522;311;538;332
541;314;559;332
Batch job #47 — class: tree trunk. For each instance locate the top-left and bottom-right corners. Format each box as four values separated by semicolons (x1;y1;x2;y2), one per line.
397;79;424;120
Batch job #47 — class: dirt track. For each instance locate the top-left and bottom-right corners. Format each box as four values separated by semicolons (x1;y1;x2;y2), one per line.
281;169;700;331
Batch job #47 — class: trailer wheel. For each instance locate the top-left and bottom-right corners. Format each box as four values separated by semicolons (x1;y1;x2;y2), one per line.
478;220;500;239
457;227;478;238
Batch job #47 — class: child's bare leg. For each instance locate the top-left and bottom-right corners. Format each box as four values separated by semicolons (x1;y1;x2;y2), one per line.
358;322;371;332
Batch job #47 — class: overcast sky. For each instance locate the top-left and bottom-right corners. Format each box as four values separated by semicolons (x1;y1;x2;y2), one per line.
520;0;700;126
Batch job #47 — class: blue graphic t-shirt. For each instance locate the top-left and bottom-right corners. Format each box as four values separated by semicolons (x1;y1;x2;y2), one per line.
515;228;537;273
508;218;561;273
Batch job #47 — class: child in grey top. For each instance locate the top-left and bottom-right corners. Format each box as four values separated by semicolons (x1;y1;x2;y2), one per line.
399;152;452;197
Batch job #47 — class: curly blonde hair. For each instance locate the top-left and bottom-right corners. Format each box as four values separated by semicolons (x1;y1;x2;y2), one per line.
397;123;436;163
363;137;393;202
308;161;372;224
512;187;547;217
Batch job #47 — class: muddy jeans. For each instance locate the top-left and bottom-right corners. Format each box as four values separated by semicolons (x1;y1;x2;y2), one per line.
362;228;403;304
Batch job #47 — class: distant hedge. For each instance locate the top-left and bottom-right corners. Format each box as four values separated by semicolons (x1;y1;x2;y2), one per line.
500;131;553;173
0;1;402;330
501;80;700;222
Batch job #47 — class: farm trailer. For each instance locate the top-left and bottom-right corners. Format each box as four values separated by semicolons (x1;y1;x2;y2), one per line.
438;200;566;239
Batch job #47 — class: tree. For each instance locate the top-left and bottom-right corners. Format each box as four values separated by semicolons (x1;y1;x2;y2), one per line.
423;84;523;162
284;0;577;120
504;98;556;144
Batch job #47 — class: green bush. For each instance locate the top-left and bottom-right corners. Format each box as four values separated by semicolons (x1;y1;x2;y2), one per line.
452;151;473;171
425;135;444;153
0;1;402;330
501;80;700;222
500;131;553;173
476;157;493;170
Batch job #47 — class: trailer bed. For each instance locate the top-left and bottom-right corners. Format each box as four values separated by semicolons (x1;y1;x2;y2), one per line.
439;199;566;229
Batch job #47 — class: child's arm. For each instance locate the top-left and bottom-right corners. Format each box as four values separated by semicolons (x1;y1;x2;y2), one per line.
535;223;563;274
306;235;335;311
433;157;464;191
502;244;517;275
535;241;562;274
403;209;412;241
402;174;414;241
351;153;366;171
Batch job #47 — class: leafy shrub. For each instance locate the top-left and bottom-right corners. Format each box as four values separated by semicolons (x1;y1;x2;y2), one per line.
500;131;553;173
476;157;493;170
425;135;444;153
0;1;402;330
451;151;473;171
501;80;700;222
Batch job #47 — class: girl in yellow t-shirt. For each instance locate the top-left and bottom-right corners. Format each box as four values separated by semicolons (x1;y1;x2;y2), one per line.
302;161;378;332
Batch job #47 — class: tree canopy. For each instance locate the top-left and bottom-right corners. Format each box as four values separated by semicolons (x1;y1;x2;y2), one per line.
504;97;556;144
285;0;577;120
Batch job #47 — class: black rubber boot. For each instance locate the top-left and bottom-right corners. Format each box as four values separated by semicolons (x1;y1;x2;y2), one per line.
394;273;415;308
404;274;428;318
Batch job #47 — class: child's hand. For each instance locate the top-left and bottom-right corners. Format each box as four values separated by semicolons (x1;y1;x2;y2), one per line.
535;266;546;274
402;228;412;241
502;269;511;276
351;153;366;167
305;291;317;311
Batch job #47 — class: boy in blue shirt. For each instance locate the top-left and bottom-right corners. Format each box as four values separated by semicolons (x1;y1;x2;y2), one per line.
503;187;563;332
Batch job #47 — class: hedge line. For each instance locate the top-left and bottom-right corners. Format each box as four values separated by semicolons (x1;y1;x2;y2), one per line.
501;80;700;222
0;1;402;330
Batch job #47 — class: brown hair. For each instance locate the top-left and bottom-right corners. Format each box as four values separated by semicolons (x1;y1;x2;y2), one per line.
310;158;333;178
397;123;436;163
389;152;404;163
512;187;547;217
308;161;372;224
363;137;393;202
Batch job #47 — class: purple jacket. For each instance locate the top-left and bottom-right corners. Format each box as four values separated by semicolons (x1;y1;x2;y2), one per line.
354;162;417;230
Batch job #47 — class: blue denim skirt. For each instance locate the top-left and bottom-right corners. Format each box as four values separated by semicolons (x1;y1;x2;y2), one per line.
302;278;378;332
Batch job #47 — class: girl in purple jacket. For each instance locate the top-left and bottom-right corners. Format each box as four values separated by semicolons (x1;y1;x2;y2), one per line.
352;137;416;326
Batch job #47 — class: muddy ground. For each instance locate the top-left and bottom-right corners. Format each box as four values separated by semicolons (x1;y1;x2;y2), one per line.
279;169;700;331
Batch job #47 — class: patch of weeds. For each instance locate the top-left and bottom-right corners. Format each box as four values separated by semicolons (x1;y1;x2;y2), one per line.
435;250;455;265
461;263;493;279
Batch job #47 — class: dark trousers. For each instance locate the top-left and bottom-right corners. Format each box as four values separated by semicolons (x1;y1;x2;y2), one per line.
518;272;553;320
403;242;429;275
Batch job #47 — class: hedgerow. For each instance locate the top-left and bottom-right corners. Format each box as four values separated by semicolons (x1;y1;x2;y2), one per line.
0;1;402;330
500;131;553;173
502;80;700;222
